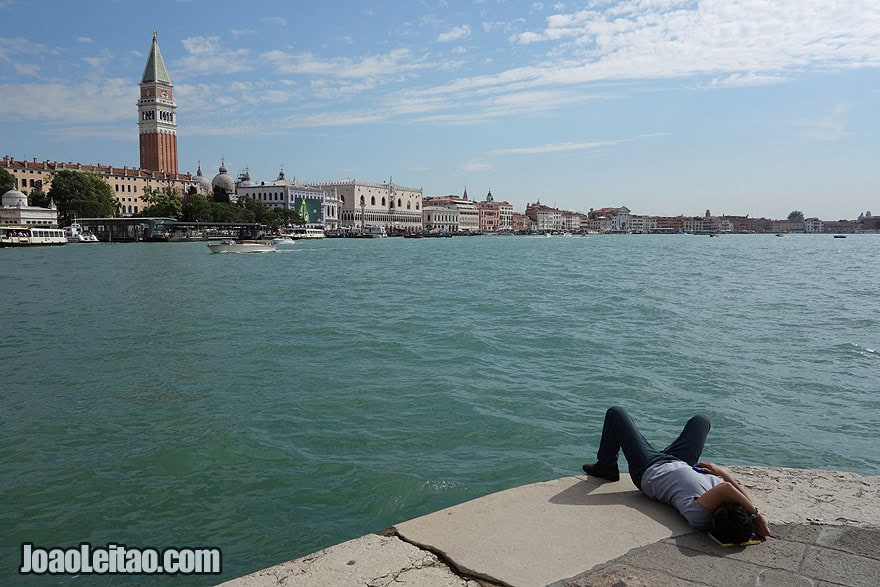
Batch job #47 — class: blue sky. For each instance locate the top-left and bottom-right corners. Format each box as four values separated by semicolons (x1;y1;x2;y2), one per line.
1;0;879;219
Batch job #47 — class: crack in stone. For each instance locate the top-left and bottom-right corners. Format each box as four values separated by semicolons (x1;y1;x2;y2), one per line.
384;526;506;587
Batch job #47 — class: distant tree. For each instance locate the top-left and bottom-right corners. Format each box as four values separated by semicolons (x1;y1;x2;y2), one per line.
47;170;119;224
275;208;303;227
138;186;181;218
787;210;804;222
0;168;15;193
181;192;213;222
28;188;51;208
210;202;253;223
212;186;230;203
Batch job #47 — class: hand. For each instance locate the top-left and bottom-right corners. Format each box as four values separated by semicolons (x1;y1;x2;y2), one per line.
753;512;773;538
696;461;730;479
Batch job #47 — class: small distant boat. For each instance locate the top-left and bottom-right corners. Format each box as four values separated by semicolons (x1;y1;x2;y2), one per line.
208;239;276;254
833;235;847;239
64;223;99;242
354;225;387;238
271;234;296;244
288;227;326;240
775;233;784;237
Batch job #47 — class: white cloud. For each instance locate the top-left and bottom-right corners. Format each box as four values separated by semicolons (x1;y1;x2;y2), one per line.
262;16;287;27
488;140;621;156
463;160;494;172
77;37;93;44
285;111;388;128
263;48;429;80
437;25;471;43
0;79;134;123
177;36;253;76
510;1;880;81
798;103;850;142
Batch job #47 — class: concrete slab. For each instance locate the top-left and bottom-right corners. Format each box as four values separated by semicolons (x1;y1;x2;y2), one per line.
222;467;880;587
394;475;692;587
217;532;479;587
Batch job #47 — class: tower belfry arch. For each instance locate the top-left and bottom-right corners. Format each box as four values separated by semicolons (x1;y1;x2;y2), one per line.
137;30;178;174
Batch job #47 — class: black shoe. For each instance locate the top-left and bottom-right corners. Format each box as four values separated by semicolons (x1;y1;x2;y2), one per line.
582;462;620;482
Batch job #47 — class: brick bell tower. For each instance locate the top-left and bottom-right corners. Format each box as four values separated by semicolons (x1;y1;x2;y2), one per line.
138;30;178;174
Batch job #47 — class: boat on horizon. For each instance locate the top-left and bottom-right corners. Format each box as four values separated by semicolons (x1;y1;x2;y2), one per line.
208;239;276;254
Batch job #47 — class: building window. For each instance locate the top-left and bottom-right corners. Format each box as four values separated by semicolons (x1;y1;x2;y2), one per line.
371;196;375;205
381;197;386;206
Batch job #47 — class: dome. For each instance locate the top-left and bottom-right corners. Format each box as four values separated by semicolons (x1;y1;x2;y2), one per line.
2;188;28;208
194;163;212;194
236;168;255;188
211;161;235;194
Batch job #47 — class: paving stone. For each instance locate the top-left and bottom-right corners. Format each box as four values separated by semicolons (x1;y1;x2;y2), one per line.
559;563;704;587
815;526;880;560
799;544;880;586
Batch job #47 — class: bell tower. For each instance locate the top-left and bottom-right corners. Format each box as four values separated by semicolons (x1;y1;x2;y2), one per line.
138;30;178;174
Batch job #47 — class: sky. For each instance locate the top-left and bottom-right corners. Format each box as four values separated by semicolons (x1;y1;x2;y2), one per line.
1;0;879;220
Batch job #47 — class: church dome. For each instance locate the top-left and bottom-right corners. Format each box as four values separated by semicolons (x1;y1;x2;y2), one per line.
236;168;255;188
211;161;235;194
2;188;28;208
194;163;212;194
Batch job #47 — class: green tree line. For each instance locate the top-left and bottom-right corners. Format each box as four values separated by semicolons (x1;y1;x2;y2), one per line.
2;168;304;230
138;185;304;230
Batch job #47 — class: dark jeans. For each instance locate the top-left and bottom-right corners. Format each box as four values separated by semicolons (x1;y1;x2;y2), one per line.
596;406;710;489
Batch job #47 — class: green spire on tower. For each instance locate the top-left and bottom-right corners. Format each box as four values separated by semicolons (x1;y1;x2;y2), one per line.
141;30;171;85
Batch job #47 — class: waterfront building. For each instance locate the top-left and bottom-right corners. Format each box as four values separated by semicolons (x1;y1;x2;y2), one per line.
422;194;479;233
804;217;824;233
0;156;197;217
822;219;861;233
138;31;178;174
476;190;513;232
1;188;58;226
587;206;631;233
800;217;822;233
770;219;805;233
682;216;713;234
237;168;328;227
561;210;588;233
309;179;422;232
423;205;459;232
511;212;529;232
526;202;564;232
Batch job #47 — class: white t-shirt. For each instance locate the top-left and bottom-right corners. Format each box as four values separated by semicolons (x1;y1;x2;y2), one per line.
640;460;722;529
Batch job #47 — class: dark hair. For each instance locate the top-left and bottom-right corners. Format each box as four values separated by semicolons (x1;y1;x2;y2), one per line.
710;504;754;544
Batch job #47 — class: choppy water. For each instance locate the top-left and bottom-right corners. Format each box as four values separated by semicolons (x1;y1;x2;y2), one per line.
2;234;879;584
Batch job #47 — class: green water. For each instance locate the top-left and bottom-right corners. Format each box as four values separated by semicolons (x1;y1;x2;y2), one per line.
2;234;878;584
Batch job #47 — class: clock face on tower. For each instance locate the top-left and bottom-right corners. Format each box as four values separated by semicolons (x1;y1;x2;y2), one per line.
161;90;167;98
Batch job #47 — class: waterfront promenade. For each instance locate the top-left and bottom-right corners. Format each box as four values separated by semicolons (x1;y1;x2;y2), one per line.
221;466;880;586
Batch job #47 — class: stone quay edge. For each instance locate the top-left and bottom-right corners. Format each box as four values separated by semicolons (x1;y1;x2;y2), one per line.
219;466;880;587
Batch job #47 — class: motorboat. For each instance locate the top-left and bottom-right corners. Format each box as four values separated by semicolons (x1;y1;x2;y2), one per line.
271;234;296;244
64;223;99;242
207;239;276;253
